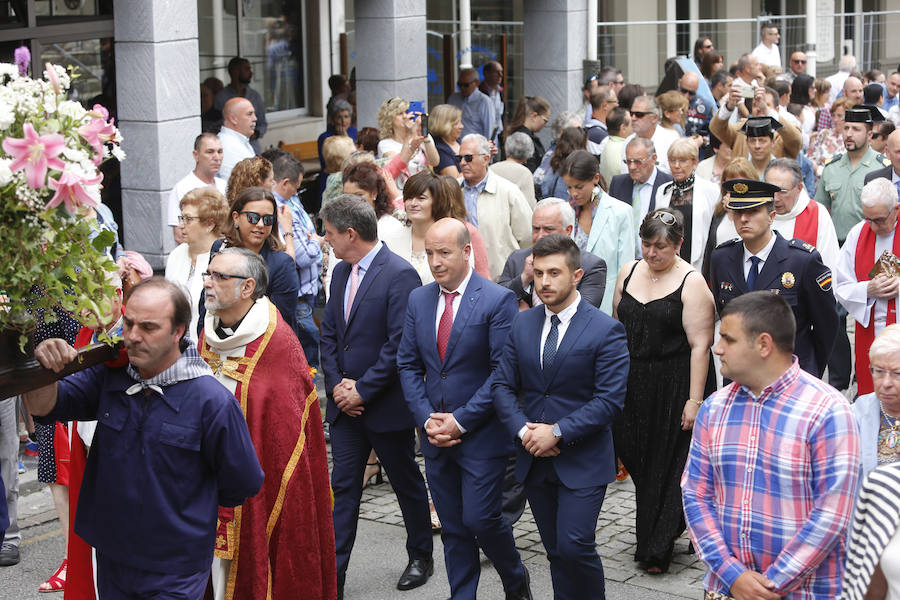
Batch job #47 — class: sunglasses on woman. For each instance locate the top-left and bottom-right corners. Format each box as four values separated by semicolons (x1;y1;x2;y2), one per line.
240;211;276;226
651;211;677;225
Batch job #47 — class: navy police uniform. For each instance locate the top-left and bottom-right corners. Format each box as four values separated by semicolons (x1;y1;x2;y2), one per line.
710;179;839;377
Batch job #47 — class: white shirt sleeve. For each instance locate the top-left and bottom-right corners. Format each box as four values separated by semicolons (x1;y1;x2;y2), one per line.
834;224;876;327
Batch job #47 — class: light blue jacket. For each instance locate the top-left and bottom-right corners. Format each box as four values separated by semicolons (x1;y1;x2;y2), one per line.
583;192;635;315
852;393;881;478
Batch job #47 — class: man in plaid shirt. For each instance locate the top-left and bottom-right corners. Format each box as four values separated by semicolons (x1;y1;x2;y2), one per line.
682;291;860;600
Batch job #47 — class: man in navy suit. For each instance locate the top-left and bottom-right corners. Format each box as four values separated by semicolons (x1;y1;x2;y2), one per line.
493;234;630;600
608;137;674;249
710;179;838;378
398;218;532;600
319;195;433;598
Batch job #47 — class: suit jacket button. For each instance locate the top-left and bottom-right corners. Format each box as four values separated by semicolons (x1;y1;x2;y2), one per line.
344;345;350;351
441;372;447;378
544;394;549;398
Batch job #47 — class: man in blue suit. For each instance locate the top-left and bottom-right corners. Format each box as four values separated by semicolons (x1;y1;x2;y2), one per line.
319;195;433;598
398;219;532;600
493;234;630;600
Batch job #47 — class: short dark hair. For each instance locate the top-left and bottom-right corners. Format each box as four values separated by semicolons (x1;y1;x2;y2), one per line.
194;132;219;151
772;80;790;98
711;70;729;89
328;74;347;93
269;151;303;183
560;149;600;182
639;209;684;246
319;194;379;242
227;56;248;75
606;107;630;137
128;277;193;352
877;120;896;138
532;234;581;273
721;291;796;353
865;82;885;104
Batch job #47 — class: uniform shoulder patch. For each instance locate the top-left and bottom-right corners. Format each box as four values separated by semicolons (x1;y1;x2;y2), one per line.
816;270;833;292
715;237;742;249
823;155;838;167
884;157;892;167
789;238;815;253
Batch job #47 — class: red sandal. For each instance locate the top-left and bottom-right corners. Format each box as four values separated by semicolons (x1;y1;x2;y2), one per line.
38;558;66;593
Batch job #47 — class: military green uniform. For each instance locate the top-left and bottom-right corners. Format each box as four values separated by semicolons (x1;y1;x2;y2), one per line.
815;146;882;242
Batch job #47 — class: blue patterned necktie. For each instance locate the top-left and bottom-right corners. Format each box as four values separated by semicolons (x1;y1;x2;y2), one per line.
746;255;761;291
542;314;561;370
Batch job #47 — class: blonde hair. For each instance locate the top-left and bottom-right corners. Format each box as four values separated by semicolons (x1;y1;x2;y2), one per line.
180;187;230;235
377;97;409;140
657;90;688;129
323;135;356;173
429;104;462;139
667;137;700;161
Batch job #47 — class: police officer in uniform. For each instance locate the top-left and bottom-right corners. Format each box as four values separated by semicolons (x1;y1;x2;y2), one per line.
710;179;839;378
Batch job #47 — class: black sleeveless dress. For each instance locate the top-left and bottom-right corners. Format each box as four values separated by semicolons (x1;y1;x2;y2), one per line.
614;263;695;571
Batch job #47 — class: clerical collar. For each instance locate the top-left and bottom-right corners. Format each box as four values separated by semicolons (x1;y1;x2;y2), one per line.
214;307;252;339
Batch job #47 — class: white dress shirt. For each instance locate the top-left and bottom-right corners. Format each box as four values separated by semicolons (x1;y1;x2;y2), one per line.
742;232;777;280
218;126;255;180
517;292;582;440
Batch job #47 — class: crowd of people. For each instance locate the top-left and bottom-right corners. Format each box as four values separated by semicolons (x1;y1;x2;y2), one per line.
4;31;900;599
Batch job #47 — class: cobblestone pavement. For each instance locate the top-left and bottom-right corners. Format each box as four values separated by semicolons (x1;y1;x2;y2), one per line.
336;446;707;599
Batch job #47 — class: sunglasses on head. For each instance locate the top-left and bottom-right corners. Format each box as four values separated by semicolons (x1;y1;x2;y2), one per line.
455;154;477;163
651;211;677;225
679;87;696;97
240;211;275;226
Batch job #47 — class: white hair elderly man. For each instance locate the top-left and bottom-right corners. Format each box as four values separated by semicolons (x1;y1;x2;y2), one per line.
826;55;857;105
627;95;679;174
491;132;537;209
497;197;608;310
835;177;900;396
458;133;532;279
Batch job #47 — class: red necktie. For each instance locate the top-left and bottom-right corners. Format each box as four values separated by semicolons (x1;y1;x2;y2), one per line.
437;291;458;362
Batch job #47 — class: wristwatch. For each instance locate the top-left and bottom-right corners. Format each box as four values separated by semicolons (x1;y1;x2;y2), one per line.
552;423;562;439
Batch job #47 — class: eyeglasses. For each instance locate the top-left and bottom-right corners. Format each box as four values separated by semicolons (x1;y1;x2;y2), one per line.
630;111;651;119
651;211;677;225
240;211;275;226
455;154;477;163
458;80;477;88
540;115;549;123
870;366;900;380
864;208;897;226
201;270;250;282
178;215;199;225
679;87;696;97
623;156;653;166
791;59;807;64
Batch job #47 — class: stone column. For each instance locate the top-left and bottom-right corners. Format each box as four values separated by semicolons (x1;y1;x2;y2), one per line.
354;0;428;129
523;0;588;147
115;0;201;268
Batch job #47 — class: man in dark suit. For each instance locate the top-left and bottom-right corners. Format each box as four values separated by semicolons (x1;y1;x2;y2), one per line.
398;218;532;600
319;195;432;597
498;197;607;310
710;179;838;378
864;127;900;187
493;234;630;600
608;137;674;248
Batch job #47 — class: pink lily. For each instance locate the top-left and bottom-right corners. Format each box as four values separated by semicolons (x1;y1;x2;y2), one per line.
89;104;109;120
2;123;66;189
78;118;116;164
45;62;60;94
47;169;102;212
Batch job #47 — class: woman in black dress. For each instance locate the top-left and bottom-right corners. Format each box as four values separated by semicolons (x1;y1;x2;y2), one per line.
612;209;715;574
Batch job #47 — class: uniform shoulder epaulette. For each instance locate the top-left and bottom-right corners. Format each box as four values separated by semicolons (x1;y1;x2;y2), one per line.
823;155;839;167
715;237;741;249
883;156;892;167
788;238;815;253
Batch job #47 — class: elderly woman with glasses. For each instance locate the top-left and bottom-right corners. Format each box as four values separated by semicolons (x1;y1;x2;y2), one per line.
197;186;300;337
375;97;440;188
612;208;715;574
165;187;230;338
654;137;720;270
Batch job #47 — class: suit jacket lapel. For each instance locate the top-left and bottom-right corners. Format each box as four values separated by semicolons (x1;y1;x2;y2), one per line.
443;275;482;364
542;300;589;387
755;233;788;290
347;245;387;326
333;262;351;336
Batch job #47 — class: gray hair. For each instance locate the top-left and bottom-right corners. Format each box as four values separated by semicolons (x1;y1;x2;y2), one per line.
632;95;661;119
861;177;899;210
626;136;656;156
839;55;857;72
215;247;269;300
870;323;900;362
550;111;583;141
319;193;379;242
534;197;575;230
504;132;534;162
764;158;803;188
460;133;491;156
328;98;353;123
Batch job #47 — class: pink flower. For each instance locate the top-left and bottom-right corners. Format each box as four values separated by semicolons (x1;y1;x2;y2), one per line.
45;62;59;94
89;104;109;120
47;169;102;212
2;123;66;188
78;118;116;164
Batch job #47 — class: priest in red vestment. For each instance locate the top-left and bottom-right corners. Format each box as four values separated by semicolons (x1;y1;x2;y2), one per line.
199;247;336;600
835;177;900;395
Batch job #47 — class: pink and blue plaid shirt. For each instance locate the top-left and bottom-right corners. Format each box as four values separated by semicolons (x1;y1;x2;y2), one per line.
681;359;860;599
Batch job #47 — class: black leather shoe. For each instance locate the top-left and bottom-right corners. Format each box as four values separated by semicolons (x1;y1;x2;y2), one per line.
0;543;20;566
396;558;433;590
505;565;533;600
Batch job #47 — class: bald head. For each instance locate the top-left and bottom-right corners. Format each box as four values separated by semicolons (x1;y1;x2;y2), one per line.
223;97;256;138
843;76;864;104
886;130;900;175
679;72;699;99
425;218;471;289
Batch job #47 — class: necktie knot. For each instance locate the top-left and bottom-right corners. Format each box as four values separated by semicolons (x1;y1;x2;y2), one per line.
551;314;560;326
746;255;762;291
543;314;561;371
750;256;761;266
